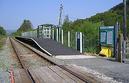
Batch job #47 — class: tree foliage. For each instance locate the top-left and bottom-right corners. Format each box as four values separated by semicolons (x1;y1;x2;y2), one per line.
62;15;72;31
87;0;129;37
17;20;33;32
13;20;33;36
0;26;6;36
62;16;101;40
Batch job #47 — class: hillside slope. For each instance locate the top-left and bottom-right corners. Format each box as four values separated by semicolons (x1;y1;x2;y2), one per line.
86;0;129;36
13;20;33;36
17;20;33;32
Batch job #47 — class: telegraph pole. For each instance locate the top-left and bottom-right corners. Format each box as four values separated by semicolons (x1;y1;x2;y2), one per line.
58;4;63;42
123;0;127;61
59;4;63;27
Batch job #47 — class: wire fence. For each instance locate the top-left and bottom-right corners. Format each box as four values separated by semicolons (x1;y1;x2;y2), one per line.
22;30;37;38
83;35;98;53
63;30;68;47
70;31;76;49
51;28;98;53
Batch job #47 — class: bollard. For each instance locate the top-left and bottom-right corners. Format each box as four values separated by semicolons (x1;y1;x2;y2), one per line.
68;31;70;47
52;29;54;40
80;32;83;53
56;28;59;42
76;32;83;53
61;30;64;44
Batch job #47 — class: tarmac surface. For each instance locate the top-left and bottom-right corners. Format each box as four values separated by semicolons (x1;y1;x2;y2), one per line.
61;57;129;83
33;38;81;55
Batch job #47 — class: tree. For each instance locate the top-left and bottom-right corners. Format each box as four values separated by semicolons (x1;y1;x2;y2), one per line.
62;15;72;31
0;26;6;36
17;20;33;32
13;20;33;36
87;0;129;37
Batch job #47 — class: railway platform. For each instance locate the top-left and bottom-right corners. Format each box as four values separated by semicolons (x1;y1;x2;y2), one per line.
16;37;82;56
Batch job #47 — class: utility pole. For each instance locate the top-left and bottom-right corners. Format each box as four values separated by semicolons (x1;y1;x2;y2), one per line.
58;4;63;42
123;0;127;61
59;4;63;27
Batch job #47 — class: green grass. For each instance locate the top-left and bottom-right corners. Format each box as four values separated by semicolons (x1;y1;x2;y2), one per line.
0;36;6;49
83;47;97;53
127;54;129;59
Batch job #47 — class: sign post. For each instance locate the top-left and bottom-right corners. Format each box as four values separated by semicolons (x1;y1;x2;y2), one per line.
56;28;59;42
61;30;64;44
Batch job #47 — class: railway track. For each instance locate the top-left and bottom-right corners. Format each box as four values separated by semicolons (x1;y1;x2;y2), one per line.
10;38;55;83
10;38;33;83
9;37;104;83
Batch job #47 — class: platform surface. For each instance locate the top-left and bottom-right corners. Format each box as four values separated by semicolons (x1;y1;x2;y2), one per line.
62;57;129;83
33;38;81;55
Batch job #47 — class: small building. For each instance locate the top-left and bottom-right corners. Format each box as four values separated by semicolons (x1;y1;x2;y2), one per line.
37;24;56;38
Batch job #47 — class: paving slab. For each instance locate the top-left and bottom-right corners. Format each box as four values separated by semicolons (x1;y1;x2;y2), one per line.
62;57;129;83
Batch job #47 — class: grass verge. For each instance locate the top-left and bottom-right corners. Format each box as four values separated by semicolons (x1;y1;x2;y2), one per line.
0;36;6;49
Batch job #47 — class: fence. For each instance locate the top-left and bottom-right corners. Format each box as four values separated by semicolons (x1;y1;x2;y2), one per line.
22;28;98;54
83;35;98;53
50;28;98;53
22;30;37;38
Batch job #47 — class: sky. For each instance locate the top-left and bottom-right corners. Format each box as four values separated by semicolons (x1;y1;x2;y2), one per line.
0;0;122;30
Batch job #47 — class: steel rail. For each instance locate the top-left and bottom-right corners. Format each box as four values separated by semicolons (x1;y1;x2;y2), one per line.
10;38;35;83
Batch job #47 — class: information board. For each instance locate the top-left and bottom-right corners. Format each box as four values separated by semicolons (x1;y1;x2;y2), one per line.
100;26;114;46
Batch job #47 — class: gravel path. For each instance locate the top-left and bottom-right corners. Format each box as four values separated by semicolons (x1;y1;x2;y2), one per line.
0;38;22;83
0;38;21;71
